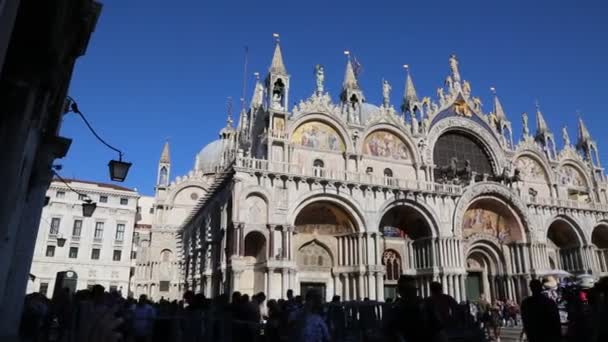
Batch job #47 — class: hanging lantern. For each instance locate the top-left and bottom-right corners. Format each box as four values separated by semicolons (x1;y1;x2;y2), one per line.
108;159;132;182
82;199;97;217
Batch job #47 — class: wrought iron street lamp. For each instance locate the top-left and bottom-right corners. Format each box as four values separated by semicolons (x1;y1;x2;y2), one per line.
56;234;67;247
65;96;132;182
82;199;97;217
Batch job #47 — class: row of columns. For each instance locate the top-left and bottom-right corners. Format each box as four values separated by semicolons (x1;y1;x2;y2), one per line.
332;272;383;301
336;233;379;266
435;238;463;268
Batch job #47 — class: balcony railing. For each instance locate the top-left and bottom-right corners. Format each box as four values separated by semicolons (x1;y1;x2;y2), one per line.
235;157;463;195
235;157;608;211
71;235;80;242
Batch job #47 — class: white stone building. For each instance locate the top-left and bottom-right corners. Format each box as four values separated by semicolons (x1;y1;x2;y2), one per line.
177;41;608;304
27;179;139;298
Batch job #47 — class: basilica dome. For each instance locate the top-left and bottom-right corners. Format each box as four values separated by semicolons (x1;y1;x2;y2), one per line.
360;103;380;124
195;139;224;173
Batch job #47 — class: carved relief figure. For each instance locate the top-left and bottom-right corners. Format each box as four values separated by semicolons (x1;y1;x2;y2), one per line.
291;121;345;152
560;165;585;188
515;156;546;182
363;130;409;160
462;80;471;95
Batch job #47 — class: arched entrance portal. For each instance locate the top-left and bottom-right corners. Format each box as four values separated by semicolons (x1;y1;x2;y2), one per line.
592;225;608;274
547;219;585;275
379;204;434;299
242;231;267;295
466;242;506;303
294;201;358;301
462;197;526;302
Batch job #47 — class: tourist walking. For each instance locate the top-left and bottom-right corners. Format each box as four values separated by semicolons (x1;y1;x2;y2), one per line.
521;279;561;342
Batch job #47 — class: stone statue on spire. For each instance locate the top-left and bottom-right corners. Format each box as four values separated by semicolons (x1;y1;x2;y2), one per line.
522;112;529;136
314;64;325;94
382;79;391;107
562;126;571;146
449;54;461;83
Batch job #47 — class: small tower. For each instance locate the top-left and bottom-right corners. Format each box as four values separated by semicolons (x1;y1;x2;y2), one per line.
157;140;171;188
534;102;557;159
340;51;365;124
266;34;290;112
577;117;601;167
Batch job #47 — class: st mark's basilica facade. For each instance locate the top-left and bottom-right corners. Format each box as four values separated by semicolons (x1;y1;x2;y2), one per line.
136;40;608;304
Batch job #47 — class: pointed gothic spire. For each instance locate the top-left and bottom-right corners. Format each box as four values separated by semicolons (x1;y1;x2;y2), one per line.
268;33;287;75
160;140;170;163
535;101;549;136
402;65;419;113
491;87;506;121
577;116;592;146
342;52;359;90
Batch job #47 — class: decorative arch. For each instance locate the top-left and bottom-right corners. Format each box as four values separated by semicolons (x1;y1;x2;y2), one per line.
244;231;266;262
167;182;208;206
544;215;587;246
461;196;526;243
512;151;553;184
427;117;505;174
592;222;608;249
160;249;173;262
288;114;352;153
557;162;590;189
454;183;531;240
378;198;441;238
297;239;334;268
359;123;421;164
245;193;268;225
288;193;366;233
465;239;508;275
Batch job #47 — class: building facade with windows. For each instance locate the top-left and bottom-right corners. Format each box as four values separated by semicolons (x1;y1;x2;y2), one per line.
27;179;138;298
177;41;608;304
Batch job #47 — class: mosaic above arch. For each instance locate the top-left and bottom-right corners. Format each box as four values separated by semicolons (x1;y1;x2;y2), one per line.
291;121;345;152
462;199;524;244
363;130;409;160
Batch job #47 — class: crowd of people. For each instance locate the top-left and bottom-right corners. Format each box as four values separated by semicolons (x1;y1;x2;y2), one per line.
17;275;608;342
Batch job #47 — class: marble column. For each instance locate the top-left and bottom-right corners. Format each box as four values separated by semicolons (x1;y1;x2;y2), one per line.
460;275;467;302
281;269;288;298
455;275;461;302
376;272;384;301
344;274;350;300
357;234;364;265
358;273;364;299
368;272;376;300
333;273;339;296
441;274;448;293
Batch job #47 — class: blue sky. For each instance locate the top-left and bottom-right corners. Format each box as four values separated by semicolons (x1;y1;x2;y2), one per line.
61;0;608;195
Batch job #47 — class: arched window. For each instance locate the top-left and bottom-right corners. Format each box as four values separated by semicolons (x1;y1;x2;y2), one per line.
160;249;172;262
433;132;493;180
384;168;394;186
313;159;325;177
159;167;168;185
382;250;402;281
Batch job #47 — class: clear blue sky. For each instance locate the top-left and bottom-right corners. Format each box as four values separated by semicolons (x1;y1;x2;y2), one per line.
61;0;608;195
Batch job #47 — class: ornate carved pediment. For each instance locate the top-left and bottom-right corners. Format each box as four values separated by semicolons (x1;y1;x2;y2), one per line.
515;135;542;154
366;105;408;129
558;145;585;164
292;92;341;118
463;232;503;250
